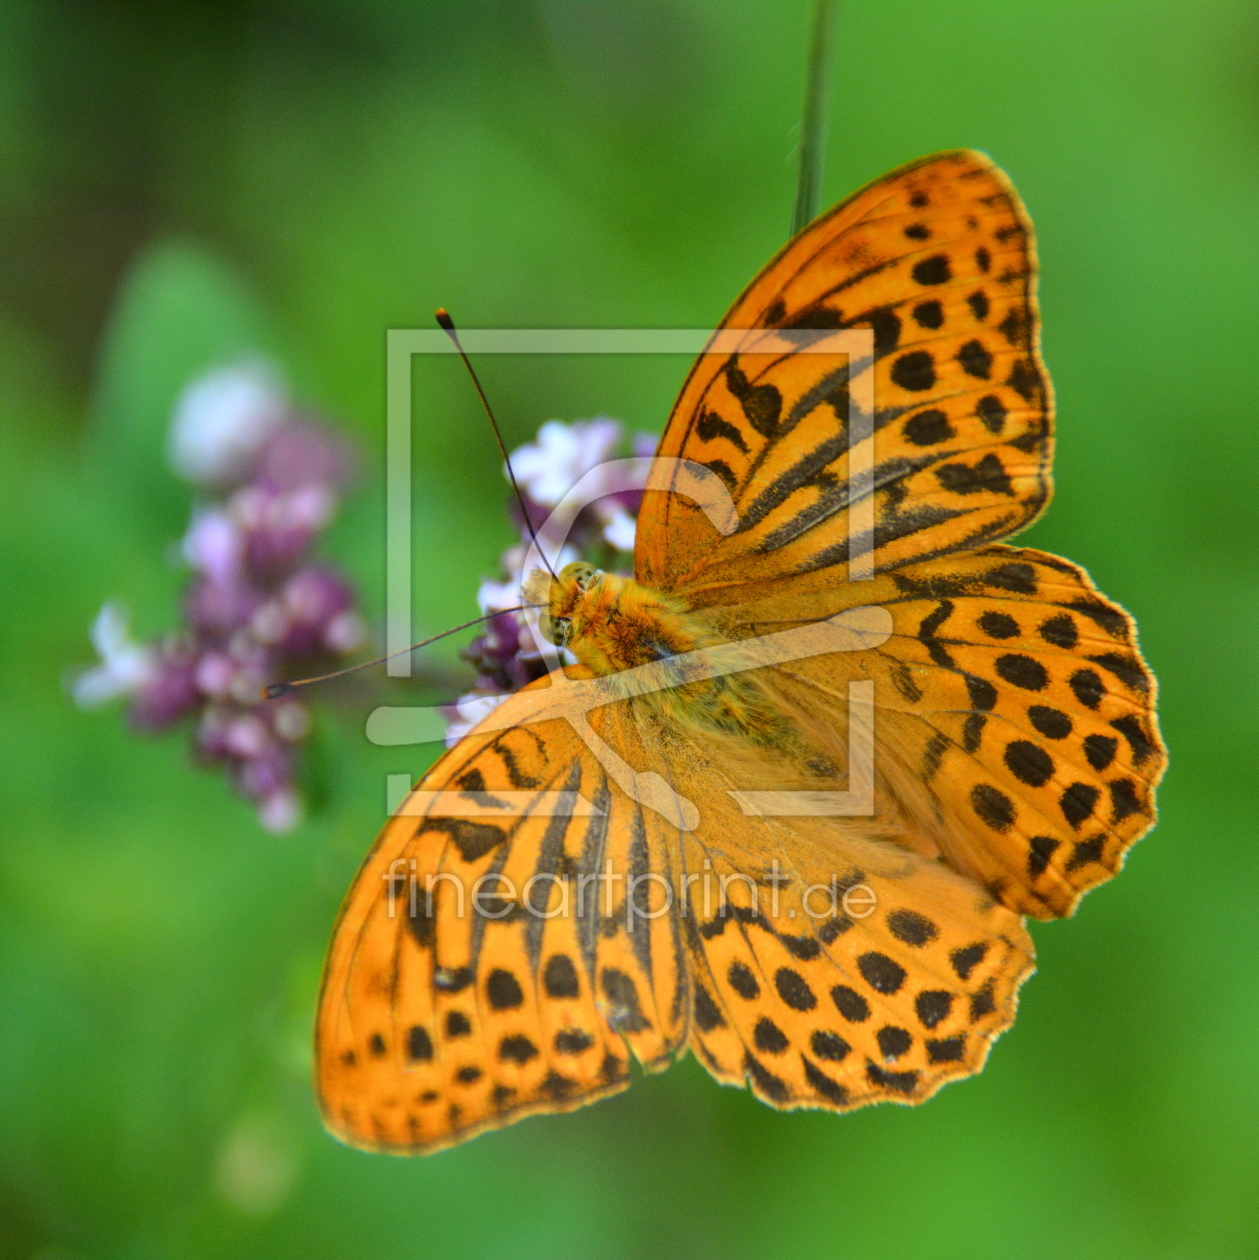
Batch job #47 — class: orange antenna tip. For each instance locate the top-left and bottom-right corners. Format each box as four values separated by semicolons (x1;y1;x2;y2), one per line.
435;308;455;333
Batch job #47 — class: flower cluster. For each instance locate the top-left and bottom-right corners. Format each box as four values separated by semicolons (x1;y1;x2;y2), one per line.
73;361;364;832
447;417;656;745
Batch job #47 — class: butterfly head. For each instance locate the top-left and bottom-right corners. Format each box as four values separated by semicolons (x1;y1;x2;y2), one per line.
524;561;604;651
523;560;706;676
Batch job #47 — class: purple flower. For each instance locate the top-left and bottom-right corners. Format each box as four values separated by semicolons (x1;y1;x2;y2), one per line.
129;639;202;731
166;360;287;488
72;359;363;833
449;417;658;745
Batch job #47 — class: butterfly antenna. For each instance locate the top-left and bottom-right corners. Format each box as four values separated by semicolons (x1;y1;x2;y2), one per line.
435;308;558;580
262;607;532;699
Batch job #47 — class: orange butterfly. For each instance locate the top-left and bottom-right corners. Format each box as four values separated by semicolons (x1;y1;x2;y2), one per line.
316;150;1165;1153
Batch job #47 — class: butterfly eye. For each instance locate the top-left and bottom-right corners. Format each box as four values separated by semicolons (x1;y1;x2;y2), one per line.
537;611;572;647
560;561;601;590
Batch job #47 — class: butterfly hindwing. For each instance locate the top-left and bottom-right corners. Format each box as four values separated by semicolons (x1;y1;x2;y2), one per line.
645;742;1035;1109
731;545;1166;919
867;544;1166;918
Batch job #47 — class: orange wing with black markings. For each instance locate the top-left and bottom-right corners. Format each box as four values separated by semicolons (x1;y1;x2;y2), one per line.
316;149;1163;1155
638;149;1052;597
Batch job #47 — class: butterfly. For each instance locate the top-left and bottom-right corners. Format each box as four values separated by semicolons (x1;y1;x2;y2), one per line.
316;150;1165;1153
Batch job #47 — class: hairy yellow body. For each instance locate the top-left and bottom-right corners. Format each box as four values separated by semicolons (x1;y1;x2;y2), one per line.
527;562;802;753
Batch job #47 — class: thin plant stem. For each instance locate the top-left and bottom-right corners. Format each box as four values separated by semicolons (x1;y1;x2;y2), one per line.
791;0;838;237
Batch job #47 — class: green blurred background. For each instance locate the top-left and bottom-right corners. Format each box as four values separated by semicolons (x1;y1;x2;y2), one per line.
2;1;1257;1257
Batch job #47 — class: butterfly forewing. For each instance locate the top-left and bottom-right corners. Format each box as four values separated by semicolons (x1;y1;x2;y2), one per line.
638;149;1051;596
316;678;690;1153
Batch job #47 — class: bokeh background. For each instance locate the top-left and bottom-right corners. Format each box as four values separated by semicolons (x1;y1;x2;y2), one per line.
3;1;1258;1257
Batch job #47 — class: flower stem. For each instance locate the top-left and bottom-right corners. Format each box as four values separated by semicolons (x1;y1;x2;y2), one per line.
791;0;838;238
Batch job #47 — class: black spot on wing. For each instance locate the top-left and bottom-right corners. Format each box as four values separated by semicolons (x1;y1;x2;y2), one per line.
543;953;580;999
1038;613;1078;650
887;909;939;947
433;966;474;993
866;1060;918;1095
1060;782;1100;829
877;1026;913;1060
858;953;906;995
1067;835;1106;871
1109;778;1143;822
978;610;1019;639
975;394;1006;433
957;339;993;379
419;818;507;864
1062;599;1130;638
927;1036;966;1063
724;358;782;437
1110;714;1157;766
831;985;870;1021
1069;669;1106;710
1028;705;1071;739
950;943;987;981
936;453;1013;496
810;1030;850;1061
966;673;998;712
891;350;936;392
775;968;817;1011
693;981;726;1031
406;1026;433;1062
498;1035;538;1065
912;299;944;329
1083;734;1118;772
803;1056;850;1105
728;961;759;1000
703;459;737;493
914;990;953;1029
1007;358;1043;402
985;562;1037;594
744;1051;792;1102
996;654;1049;690
912;255;951;285
864;306;902;358
554;1029;594;1055
601;969;651;1033
1027;835;1059;878
696;408;750;455
903;409;954;446
486;969;524;1011
754;1017;789;1055
1004;740;1054;787
1087;652;1150;695
971;783;1016;832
